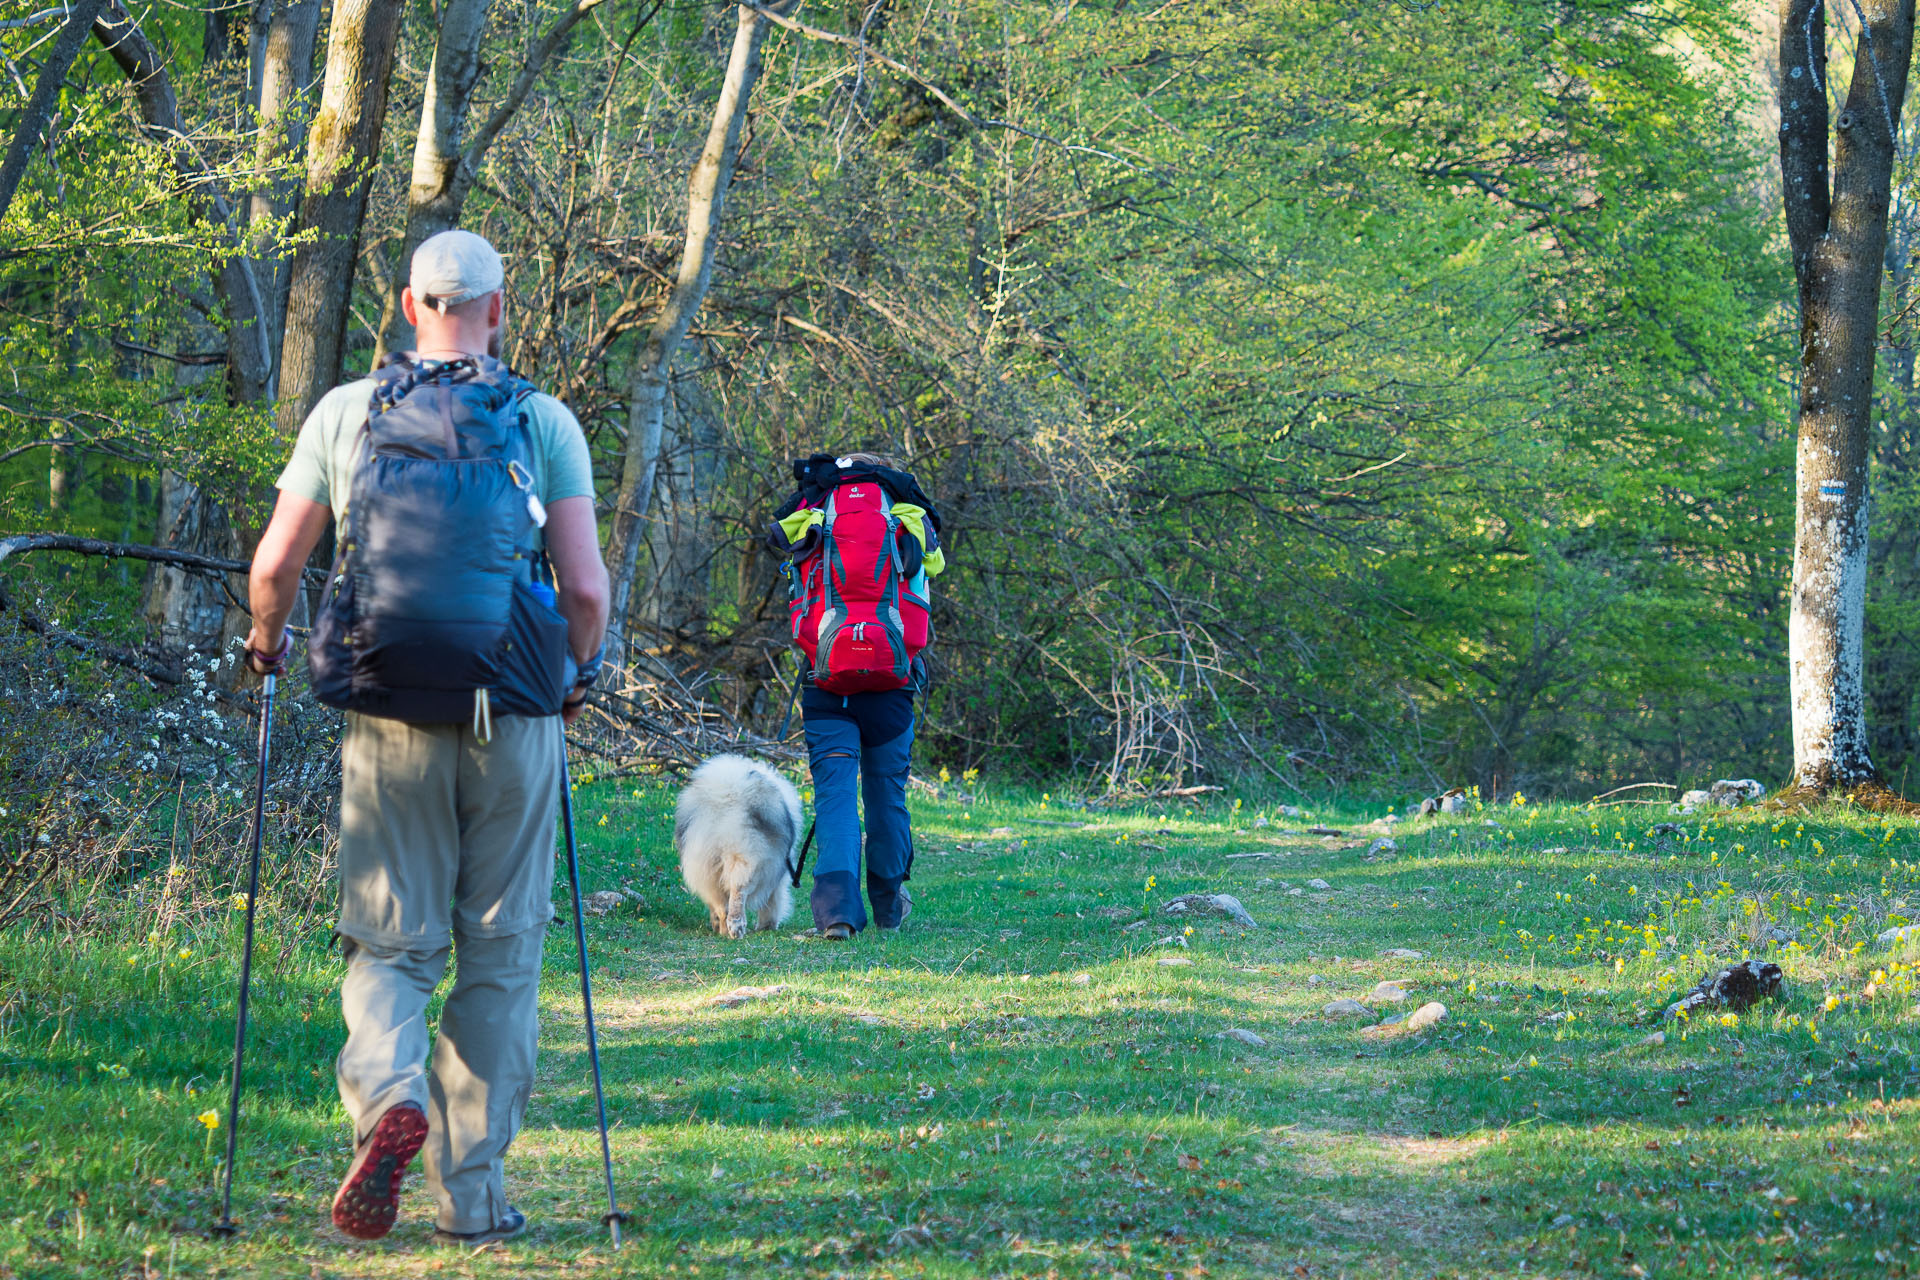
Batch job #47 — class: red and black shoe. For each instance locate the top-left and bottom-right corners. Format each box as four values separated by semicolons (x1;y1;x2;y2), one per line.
331;1101;428;1240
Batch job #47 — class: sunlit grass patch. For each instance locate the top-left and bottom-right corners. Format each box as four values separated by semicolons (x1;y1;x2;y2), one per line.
3;783;1919;1276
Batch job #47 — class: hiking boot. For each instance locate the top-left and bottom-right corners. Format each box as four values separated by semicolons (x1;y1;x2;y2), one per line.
820;922;853;941
432;1207;528;1246
331;1101;428;1240
877;888;913;931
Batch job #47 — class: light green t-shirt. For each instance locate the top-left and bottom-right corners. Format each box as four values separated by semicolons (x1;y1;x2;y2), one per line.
275;378;595;542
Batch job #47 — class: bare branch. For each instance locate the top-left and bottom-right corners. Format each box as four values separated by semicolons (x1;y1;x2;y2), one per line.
0;532;324;584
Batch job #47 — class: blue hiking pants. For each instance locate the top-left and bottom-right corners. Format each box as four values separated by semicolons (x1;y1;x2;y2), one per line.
801;686;914;931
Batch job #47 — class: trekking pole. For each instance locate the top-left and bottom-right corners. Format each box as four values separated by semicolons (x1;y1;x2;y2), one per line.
213;671;275;1238
559;738;626;1247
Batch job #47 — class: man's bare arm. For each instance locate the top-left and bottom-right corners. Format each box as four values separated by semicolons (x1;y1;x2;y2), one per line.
246;491;332;668
545;494;609;664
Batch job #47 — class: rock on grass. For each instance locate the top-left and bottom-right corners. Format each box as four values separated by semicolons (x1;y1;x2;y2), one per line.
1359;1001;1446;1040
1379;948;1423;960
1216;1028;1267;1047
1163;893;1258;928
710;983;790;1008
1322;998;1371;1018
1370;981;1410;1004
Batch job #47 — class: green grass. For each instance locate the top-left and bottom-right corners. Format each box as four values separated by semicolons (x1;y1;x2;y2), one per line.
5;782;1920;1278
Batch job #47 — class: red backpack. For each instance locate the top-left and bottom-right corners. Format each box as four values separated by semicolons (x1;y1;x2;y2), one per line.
786;480;931;693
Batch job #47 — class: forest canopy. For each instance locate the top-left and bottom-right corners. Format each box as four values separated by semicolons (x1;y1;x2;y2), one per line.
0;0;1865;797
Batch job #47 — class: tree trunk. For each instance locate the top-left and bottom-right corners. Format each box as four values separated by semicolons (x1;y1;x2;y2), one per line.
376;0;620;360
275;0;405;438
1779;0;1917;792
377;0;496;359
638;355;723;642
141;471;235;655
0;0;109;226
90;2;272;403
247;0;323;382
1869;171;1920;779
604;0;792;665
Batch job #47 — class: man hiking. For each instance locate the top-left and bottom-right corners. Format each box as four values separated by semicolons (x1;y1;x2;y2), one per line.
243;229;608;1244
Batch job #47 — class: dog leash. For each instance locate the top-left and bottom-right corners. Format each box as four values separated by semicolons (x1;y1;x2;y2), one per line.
786;820;815;888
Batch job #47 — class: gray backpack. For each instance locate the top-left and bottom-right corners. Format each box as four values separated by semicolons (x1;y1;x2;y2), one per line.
306;355;572;724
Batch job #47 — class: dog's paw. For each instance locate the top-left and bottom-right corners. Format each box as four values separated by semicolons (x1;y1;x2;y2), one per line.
726;914;748;940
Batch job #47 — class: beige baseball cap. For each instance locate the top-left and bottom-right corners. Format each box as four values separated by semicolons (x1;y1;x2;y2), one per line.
409;229;504;311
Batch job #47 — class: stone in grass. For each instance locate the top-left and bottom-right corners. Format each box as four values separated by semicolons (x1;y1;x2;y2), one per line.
1162;892;1258;929
1379;948;1423;960
583;890;628;916
1370;980;1410;1004
1664;960;1783;1019
1157;956;1194;968
710;983;790;1008
1879;924;1920;948
1368;837;1398;857
1070;973;1092;986
989;826;1017;837
1359;1002;1447;1040
1216;1028;1267;1047
1307;878;1332;890
1322;998;1372;1018
1708;778;1767;807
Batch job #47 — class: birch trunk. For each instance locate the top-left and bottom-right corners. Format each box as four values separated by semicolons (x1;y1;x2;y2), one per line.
247;0;323;380
0;0;108;225
275;0;405;438
1779;0;1917;792
604;0;791;665
376;0;617;360
378;0;496;359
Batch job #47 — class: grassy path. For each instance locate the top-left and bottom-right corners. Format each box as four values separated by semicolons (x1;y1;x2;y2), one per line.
5;782;1920;1277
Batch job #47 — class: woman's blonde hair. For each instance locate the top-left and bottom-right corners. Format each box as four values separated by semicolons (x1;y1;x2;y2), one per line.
842;451;905;469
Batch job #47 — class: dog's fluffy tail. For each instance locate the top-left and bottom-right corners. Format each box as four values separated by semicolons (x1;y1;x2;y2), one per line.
674;754;802;936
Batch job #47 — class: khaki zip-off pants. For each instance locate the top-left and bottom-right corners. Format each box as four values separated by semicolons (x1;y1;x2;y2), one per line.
333;711;559;1234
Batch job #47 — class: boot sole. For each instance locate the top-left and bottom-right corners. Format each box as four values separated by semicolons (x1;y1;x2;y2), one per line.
331;1103;429;1240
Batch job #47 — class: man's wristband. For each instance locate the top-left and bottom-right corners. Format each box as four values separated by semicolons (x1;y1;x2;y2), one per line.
573;646;604;691
248;631;292;675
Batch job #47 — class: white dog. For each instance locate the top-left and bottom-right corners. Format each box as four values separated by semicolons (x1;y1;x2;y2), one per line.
674;754;800;938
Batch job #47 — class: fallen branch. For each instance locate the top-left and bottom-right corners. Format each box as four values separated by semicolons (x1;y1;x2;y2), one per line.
1146;784;1224;798
0;532;324;584
0;839;56;931
1591;782;1675;801
0;579;182;684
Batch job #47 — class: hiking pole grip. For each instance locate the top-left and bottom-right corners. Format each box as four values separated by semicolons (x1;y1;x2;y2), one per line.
215;672;275;1237
559;738;625;1247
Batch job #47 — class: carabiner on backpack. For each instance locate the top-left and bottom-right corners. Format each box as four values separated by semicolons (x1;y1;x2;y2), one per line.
506;459;547;528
